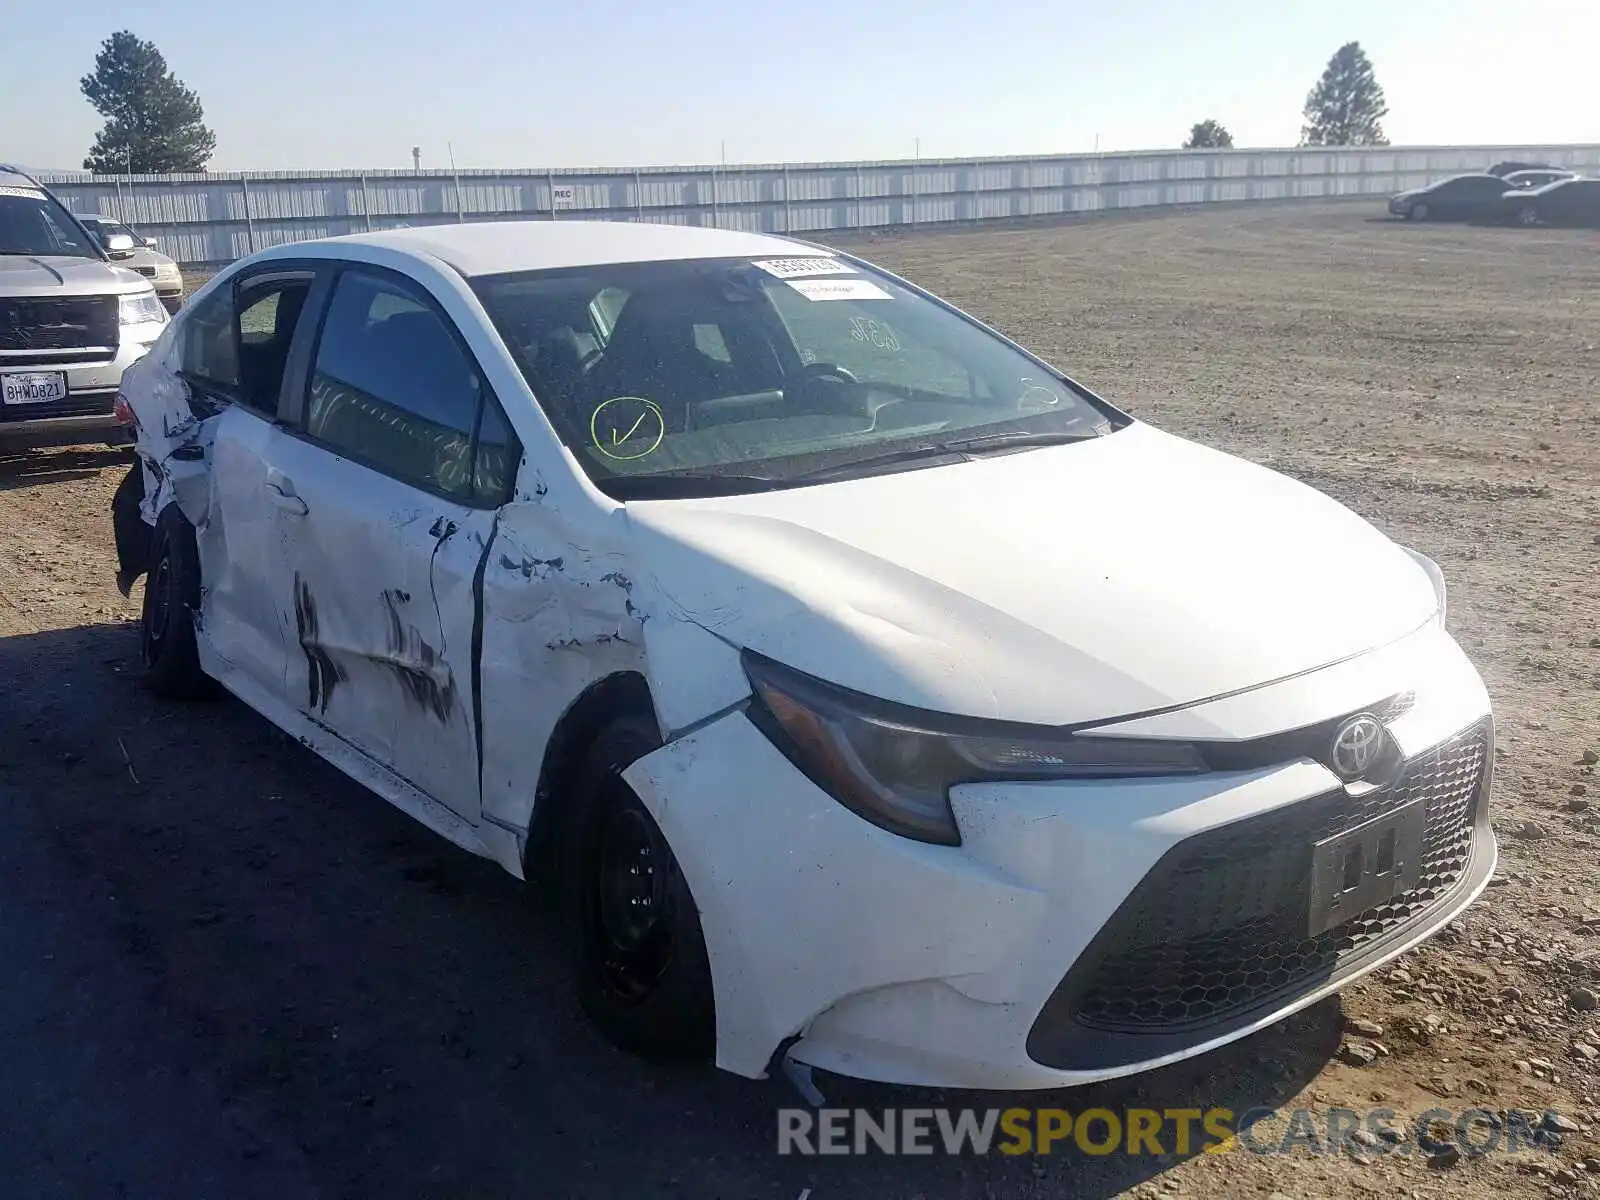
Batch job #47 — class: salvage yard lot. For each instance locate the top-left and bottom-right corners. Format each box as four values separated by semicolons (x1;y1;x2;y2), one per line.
1;200;1596;1199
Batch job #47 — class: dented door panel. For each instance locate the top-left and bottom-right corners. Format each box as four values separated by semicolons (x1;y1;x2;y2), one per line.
195;408;296;701
269;432;492;821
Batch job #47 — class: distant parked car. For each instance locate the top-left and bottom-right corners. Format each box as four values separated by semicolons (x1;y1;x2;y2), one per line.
75;215;184;312
1388;174;1510;221
1487;161;1555;178
1501;177;1600;228
1500;169;1577;191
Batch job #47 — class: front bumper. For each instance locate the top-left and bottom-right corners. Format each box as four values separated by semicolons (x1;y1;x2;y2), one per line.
624;624;1495;1089
0;337;153;449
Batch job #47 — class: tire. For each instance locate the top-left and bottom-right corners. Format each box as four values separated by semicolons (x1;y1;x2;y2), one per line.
1409;202;1429;221
140;505;213;699
1518;204;1541;227
563;714;715;1061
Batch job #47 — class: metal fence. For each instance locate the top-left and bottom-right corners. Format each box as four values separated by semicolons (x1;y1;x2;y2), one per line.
37;143;1600;268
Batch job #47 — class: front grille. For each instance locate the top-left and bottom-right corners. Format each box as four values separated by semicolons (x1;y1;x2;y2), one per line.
0;296;119;352
1027;719;1490;1069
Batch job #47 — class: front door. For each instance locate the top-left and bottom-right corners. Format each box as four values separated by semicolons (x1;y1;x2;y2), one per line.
269;264;520;821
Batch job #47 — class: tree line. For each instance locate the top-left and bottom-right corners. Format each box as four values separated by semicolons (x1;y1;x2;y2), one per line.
74;32;1390;175
1183;41;1388;151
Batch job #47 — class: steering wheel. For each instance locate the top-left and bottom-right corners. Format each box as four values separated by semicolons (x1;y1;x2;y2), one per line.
800;362;860;386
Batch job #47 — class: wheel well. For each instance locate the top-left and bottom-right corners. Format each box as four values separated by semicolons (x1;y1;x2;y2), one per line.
526;670;656;896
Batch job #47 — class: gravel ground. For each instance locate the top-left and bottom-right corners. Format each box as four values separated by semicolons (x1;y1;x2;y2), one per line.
1;199;1597;1199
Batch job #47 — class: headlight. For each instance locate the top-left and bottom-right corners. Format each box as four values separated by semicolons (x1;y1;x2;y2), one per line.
118;290;168;326
1402;548;1447;626
743;652;1207;845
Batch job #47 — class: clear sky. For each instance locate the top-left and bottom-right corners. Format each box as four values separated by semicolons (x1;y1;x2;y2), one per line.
5;0;1595;172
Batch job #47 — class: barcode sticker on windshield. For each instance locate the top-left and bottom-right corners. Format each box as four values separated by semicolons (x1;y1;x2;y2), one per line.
753;257;855;279
787;278;892;303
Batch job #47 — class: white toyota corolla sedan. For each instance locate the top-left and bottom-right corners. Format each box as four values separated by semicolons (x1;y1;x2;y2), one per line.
111;220;1495;1091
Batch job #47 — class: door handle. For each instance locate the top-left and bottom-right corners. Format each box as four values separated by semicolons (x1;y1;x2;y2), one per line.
265;479;309;516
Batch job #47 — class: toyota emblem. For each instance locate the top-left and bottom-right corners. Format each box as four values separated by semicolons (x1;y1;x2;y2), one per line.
1330;714;1387;781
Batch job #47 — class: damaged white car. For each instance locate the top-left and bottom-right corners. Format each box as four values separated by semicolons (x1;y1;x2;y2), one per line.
111;221;1495;1091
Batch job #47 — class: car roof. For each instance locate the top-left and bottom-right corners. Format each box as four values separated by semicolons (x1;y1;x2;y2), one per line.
290;220;825;278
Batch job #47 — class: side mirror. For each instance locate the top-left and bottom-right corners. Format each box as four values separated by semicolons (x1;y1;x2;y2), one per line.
143;236;158;248
105;233;136;258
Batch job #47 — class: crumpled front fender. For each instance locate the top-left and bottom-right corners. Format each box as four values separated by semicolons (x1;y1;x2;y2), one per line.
621;711;1043;1079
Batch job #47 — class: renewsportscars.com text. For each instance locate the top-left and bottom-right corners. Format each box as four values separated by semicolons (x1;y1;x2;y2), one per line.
778;1105;1563;1157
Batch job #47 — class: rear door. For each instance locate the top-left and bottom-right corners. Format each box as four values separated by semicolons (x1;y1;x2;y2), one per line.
176;265;321;704
269;263;521;820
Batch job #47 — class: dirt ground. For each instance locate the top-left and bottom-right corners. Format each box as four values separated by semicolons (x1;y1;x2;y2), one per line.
1;199;1596;1199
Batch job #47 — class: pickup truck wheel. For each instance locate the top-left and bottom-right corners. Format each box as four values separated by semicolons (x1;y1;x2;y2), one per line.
140;506;213;699
564;715;715;1061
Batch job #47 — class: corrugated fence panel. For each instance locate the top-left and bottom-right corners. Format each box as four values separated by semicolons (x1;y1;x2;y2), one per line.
35;143;1600;266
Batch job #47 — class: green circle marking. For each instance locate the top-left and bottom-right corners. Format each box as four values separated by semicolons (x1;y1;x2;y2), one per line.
590;396;666;461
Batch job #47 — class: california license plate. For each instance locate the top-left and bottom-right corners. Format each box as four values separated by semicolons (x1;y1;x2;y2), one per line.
1307;798;1426;937
2;371;68;406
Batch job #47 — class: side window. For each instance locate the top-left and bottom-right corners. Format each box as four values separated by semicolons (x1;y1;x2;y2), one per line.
178;286;241;394
236;277;314;414
589;286;629;345
305;270;514;503
473;394;521;506
692;323;733;364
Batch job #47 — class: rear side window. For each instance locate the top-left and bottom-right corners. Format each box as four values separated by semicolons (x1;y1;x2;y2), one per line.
178;287;241;393
236;276;314;414
178;271;314;413
304;270;518;505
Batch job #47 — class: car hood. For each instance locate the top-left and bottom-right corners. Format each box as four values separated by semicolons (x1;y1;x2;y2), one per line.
119;247;180;273
625;423;1438;727
0;254;151;297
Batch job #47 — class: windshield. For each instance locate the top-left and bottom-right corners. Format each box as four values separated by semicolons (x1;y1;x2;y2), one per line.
0;187;98;258
474;254;1120;497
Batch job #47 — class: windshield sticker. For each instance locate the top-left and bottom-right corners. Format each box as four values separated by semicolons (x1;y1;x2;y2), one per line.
752;257;856;279
590;396;665;460
1017;378;1063;410
0;186;46;199
848;317;900;351
787;278;892;303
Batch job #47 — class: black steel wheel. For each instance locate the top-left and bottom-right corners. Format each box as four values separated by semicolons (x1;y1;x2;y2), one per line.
564;714;715;1060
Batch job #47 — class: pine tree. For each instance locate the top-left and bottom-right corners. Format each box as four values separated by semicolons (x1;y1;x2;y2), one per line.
81;32;217;173
1182;120;1234;150
1301;42;1389;147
